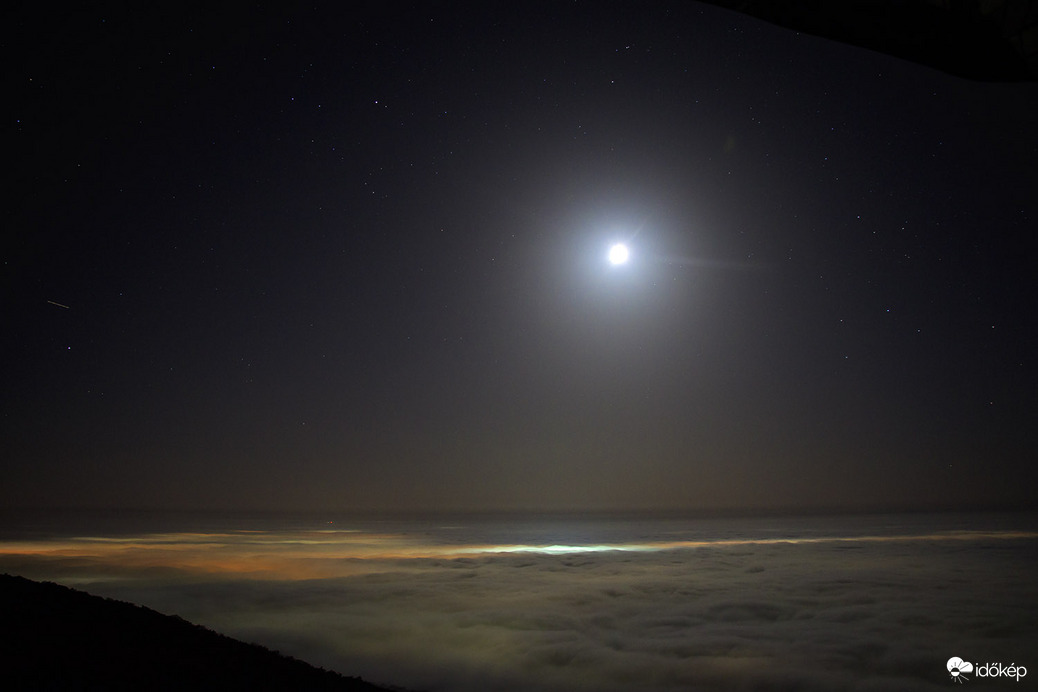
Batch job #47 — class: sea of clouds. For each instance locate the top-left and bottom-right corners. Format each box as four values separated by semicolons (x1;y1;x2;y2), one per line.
2;513;1035;692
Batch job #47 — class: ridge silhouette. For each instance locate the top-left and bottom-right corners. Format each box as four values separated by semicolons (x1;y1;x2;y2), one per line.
0;573;412;691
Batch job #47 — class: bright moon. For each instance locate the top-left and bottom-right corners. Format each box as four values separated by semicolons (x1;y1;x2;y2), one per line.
608;243;630;265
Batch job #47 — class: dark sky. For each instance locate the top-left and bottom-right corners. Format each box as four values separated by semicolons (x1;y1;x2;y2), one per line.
6;2;1037;513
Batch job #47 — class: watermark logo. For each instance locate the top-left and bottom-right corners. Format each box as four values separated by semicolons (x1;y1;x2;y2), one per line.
948;657;1028;683
949;658;974;683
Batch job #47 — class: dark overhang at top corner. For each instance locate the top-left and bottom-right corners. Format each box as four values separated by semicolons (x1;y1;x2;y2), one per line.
698;0;1038;81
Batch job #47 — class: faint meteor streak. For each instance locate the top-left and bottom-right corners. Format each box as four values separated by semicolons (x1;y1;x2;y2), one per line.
47;300;70;309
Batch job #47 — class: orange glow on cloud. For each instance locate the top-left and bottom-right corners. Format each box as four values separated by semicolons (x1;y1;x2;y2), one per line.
0;529;1034;582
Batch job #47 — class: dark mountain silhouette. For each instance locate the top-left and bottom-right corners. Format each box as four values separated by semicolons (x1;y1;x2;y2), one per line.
0;573;408;691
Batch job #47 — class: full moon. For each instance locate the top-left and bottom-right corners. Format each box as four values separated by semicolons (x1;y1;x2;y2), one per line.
608;243;630;265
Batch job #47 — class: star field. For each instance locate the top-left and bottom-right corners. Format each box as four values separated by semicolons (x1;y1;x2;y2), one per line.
5;2;1037;513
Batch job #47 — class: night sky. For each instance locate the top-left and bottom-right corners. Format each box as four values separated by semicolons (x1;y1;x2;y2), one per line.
6;2;1037;513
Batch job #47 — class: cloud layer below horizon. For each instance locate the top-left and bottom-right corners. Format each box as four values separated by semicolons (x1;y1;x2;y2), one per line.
2;524;1035;691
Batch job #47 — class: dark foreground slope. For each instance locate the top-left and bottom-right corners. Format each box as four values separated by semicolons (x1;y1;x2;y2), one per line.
0;574;403;691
